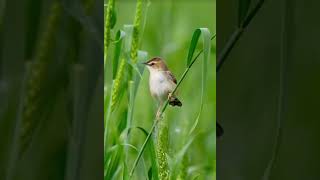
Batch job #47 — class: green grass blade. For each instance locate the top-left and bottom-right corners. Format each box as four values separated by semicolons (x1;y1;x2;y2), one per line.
112;30;126;79
126;81;135;134
188;28;211;135
110;6;117;29
133;50;147;95
67;64;89;180
170;133;198;179
121;143;148;179
122;161;129;180
135;127;159;180
104;145;122;180
123;25;134;54
186;29;201;67
238;0;251;27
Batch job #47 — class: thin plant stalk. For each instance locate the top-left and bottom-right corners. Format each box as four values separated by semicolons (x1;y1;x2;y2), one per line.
129;34;216;177
130;0;143;64
262;0;288;178
19;1;61;156
5;63;31;180
104;0;115;68
217;0;265;72
156;119;169;179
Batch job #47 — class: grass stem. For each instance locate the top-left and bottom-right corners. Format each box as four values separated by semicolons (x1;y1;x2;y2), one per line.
216;0;265;73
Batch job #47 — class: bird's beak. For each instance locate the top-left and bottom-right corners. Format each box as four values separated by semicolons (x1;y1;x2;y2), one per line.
142;62;148;65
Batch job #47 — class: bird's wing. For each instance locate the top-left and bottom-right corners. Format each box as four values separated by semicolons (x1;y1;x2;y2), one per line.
165;71;177;84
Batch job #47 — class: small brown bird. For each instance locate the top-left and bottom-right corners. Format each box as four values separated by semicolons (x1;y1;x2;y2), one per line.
143;57;182;118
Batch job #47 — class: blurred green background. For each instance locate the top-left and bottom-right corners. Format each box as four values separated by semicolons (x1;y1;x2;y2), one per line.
0;0;103;179
106;0;216;179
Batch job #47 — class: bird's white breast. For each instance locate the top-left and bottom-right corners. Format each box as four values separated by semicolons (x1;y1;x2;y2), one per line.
149;70;175;101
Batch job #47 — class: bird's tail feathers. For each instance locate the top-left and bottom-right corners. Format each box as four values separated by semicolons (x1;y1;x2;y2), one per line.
169;97;182;107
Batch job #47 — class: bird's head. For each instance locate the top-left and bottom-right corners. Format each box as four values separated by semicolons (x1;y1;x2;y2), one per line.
142;57;168;72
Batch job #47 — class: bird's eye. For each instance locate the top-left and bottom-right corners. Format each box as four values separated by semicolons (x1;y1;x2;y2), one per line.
150;63;155;66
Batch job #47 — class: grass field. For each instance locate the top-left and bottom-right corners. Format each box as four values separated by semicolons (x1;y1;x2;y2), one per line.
105;0;216;179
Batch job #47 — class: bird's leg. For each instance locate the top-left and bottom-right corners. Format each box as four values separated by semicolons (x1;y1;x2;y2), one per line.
168;92;174;101
156;101;163;119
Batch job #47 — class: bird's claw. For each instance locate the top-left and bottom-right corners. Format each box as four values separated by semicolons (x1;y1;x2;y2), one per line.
168;92;174;101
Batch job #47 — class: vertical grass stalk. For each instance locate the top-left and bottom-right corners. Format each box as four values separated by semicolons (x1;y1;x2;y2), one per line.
217;0;265;72
130;0;143;64
19;1;61;156
128;0;143;81
156;119;170;180
105;58;126;148
262;0;288;178
104;0;115;67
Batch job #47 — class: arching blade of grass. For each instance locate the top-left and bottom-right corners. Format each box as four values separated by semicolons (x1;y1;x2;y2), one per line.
123;25;134;54
125;51;147;165
134;50;147;94
112;30;126;79
170;133;199;179
187;28;212;135
129;30;216;178
105;25;134;141
217;0;265;72
104;144;123;180
126;51;148;129
121;143;148;179
238;0;251;27
65;64;88;180
5;63;31;180
126;81;135;139
122;161;129;180
104;30;126;149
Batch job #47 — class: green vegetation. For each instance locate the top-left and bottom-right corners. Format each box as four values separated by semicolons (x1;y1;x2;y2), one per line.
0;0;102;179
104;0;216;179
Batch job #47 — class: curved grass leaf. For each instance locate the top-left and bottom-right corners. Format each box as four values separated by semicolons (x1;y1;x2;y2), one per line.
122;161;129;180
112;30;126;79
217;0;265;72
123;25;134;54
126;51;147;144
110;7;117;29
187;28;211;135
170;133;198;179
186;30;201;67
238;0;251;27
126;81;135;135
104;145;123;180
133;50;148;94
